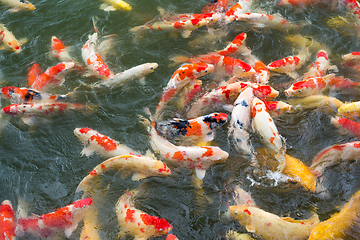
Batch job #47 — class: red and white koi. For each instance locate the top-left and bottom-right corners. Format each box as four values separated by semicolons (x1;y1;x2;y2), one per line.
342;51;360;63
99;0;132;11
217;32;252;58
224;0;253;22
93;63;158;88
263;100;293;118
144;118;229;179
331;116;360;137
0;200;16;240
253;60;270;84
0;0;35;12
278;0;321;8
50;36;81;66
342;0;360;27
166;234;179;240
30;62;75;91
202;0;237;13
74;127;141;158
81;32;114;80
115;190;172;239
229;205;319;240
77;154;171;193
267;47;309;79
309;141;360;177
302;50;338;79
251;97;285;171
155;112;228;144
0;23;26;53
15;198;92;238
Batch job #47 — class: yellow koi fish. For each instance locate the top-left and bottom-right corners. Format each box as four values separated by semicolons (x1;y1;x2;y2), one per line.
0;0;35;12
0;23;26;53
100;0;132;11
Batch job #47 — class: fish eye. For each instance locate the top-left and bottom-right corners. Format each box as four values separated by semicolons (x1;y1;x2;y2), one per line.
205;70;208;73
298;89;302;93
150;67;154;70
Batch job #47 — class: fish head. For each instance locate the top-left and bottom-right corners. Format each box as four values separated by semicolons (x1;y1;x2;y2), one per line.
253;84;279;100
203;112;228;129
20;0;36;11
151;160;172;177
229;205;252;224
265;101;292;116
112;0;132;11
140;213;172;236
7;40;21;53
144;63;159;74
201;146;229;163
74;127;94;143
191;63;214;78
284;81;313;97
2;104;18;115
342;51;360;62
232;60;256;78
1;86;17;99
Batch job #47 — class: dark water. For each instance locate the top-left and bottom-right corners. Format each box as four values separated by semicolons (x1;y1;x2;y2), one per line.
2;0;360;239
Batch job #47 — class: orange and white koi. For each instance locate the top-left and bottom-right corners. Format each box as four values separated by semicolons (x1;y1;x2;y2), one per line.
263;100;293;118
30;62;75;91
130;12;223;38
267;48;309;79
229;205;319;240
144;117;229;179
337;100;360;117
0;200;16;240
217;32;252;58
288;95;343;111
228;87;255;159
74;127;140;158
331;116;360;137
309;141;360;177
99;0;132;11
0;23;26;53
253;60;270;84
50;36;79;65
224;0;253;22
308;189;360;239
155;112;228;145
342;51;360;64
251;97;285;171
15;198;92;238
0;0;35;12
202;0;237;13
115;190;172;239
1;86;69;104
302;50;338;79
77;154;171;193
81;32;114;80
93;63;158;88
284;74;360;97
27;62;42;86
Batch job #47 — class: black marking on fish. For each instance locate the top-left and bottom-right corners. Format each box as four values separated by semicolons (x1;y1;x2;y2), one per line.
155;120;191;138
203;113;227;130
235;99;248;107
236;120;243;129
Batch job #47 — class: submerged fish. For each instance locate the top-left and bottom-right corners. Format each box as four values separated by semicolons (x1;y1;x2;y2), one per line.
0;200;16;240
0;23;26;53
302;50;338;79
100;0;132;11
337;100;360;117
331;116;360;137
0;0;35;12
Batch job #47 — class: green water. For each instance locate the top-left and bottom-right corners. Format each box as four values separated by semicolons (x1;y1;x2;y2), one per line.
2;0;360;239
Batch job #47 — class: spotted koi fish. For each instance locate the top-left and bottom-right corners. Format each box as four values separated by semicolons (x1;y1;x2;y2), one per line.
0;0;35;12
15;198;92;238
30;62;75;91
81;32;114;80
224;0;253;22
155;112;228;145
100;0;131;11
251;97;285;171
331;116;360;137
0;200;16;240
143;117;229;179
0;23;26;53
130;12;222;38
309;189;360;239
201;0;237;13
309;141;360;177
187;81;279;118
115;190;172;239
74;127;141;158
77;154;171;193
267;47;309;79
93;63;158;88
263;100;292;118
229;205;319;240
302;50;338;79
284;74;360;97
253;60;270;84
337;100;360;117
342;51;360;62
217;32;251;57
1;86;69;104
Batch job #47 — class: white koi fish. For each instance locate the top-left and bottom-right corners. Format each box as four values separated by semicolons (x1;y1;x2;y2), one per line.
142;117;229;180
76;154;171;193
229;205;319;240
115;190;172;239
251;97;286;171
0;0;35;12
232;185;257;206
0;23;26;53
74;127;141;158
100;0;131;11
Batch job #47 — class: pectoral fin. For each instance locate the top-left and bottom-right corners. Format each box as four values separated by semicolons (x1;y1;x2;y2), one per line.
195;168;206;180
81;147;94;157
100;3;116;11
181;30;192;38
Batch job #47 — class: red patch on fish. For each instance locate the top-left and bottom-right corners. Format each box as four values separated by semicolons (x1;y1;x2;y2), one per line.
79;128;91;134
140;213;172;232
90;134;117;151
201;147;214;158
125;209;136;223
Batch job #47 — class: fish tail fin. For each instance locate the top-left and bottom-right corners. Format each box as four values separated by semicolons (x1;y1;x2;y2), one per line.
138;111;152;132
169;55;189;66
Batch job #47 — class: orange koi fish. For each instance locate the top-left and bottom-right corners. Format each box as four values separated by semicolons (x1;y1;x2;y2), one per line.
0;23;26;53
229;205;319;240
1;86;69;104
74;127;141;158
308;189;360;239
251;97;285;171
310;141;360;177
0;200;16;240
115;190;172;239
253;60;270;84
15;198;92;238
302;50;338;79
331;116;360;137
155;112;228;144
27;62;42;86
50;36;74;62
30;62;75;91
143;117;229;179
267;48;309;79
217;32;251;57
202;0;237;13
0;0;35;12
77;154;171;193
263;100;293;118
342;51;360;63
224;0;253;22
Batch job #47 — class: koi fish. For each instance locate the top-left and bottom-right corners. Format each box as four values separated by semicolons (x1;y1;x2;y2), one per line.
1;86;69;104
92;63;158;88
337;100;360;117
30;62;75;91
309;141;360;177
342;51;360;63
308;189;360;239
288;95;343;111
79;200;101;240
115;190;172;239
267;47;309;79
187;81;279;118
224;0;253;23
0;200;16;240
0;23;26;53
155;112;228;145
166;234;179;240
76;154;171;193
229;205;319;240
302;50;338;79
143;117;229;180
278;0;320;8
232;185;257;206
100;0;132;11
282;154;317;192
0;0;35;12
15;198;92;238
27;62;42;87
263;100;293;118
202;0;237;13
331;116;360;137
81;32;114;80
342;0;360;28
130;12;222;38
74;127;141;158
50;36;82;68
253;60;270;84
217;32;252;58
251;97;285;171
226;230;255;240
